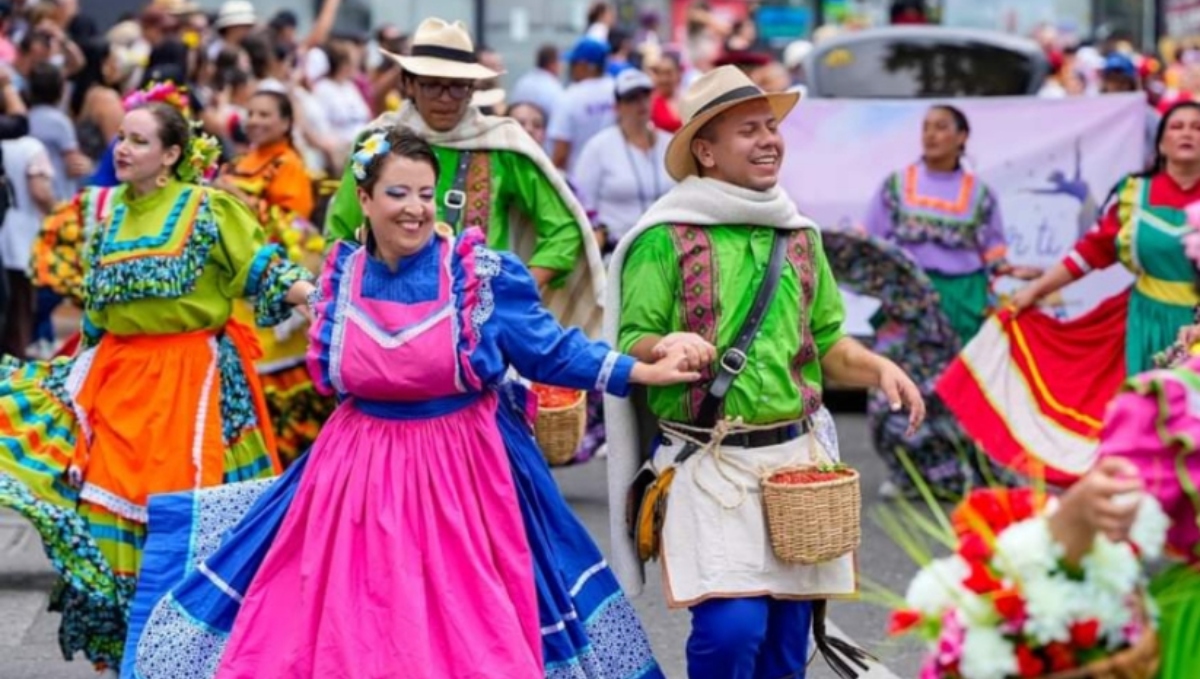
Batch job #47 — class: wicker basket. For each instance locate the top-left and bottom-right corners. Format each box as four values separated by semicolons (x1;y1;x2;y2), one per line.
762;466;862;565
535;389;587;467
1037;628;1159;679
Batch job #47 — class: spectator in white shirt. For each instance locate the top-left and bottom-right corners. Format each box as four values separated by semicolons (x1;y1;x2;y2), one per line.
571;69;673;252
585;2;614;43
510;44;564;135
548;37;614;173
310;41;372;161
26;62;90;200
0;133;54;358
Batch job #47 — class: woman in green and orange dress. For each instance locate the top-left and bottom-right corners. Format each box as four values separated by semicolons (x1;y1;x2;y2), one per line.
213;89;329;465
0;102;313;672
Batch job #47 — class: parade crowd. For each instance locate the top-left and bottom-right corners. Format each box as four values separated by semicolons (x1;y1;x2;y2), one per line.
1;1;1200;679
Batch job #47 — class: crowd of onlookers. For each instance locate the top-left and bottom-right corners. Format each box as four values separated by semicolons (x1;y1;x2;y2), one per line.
0;0;1187;361
0;0;828;362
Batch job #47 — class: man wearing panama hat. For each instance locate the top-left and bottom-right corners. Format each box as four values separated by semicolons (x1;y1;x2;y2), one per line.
605;65;926;678
324;17;606;336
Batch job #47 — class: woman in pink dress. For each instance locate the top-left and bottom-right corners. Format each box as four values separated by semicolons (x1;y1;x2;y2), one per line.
122;127;702;678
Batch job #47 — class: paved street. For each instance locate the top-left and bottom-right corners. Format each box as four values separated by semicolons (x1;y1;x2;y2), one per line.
0;413;925;678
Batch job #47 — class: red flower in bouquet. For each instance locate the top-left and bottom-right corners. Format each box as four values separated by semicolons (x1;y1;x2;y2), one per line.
1045;642;1077;673
992;588;1027;627
962;560;1003;596
888;609;923;637
958;531;991;563
950;488;1047;564
1015;644;1046;678
1069;619;1101;649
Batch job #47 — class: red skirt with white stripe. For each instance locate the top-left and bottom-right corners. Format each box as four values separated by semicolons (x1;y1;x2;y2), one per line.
935;291;1130;484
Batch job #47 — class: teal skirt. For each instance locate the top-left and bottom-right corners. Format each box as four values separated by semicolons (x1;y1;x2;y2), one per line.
1151;563;1200;679
1126;288;1195;375
928;270;990;345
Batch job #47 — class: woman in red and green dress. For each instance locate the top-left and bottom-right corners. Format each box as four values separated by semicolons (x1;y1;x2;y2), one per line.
0;103;312;672
214;89;328;466
1013;102;1200;375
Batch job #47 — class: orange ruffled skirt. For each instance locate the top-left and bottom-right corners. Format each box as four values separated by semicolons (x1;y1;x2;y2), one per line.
0;318;280;669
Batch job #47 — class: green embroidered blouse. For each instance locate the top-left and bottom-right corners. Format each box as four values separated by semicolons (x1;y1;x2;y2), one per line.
618;224;847;425
82;180;309;341
325;147;583;273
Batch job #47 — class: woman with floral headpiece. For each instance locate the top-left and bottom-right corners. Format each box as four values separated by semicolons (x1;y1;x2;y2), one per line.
211;89;329;466
119;127;683;678
0;97;314;673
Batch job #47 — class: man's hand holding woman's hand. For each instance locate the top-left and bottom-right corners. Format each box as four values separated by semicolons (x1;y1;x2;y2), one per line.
628;333;716;387
652;332;717;372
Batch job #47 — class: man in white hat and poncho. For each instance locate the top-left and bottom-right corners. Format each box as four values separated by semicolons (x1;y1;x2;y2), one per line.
325;18;605;335
606;65;926;679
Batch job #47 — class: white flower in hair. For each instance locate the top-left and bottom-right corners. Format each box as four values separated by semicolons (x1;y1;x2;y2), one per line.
358;131;390;159
352;130;391;182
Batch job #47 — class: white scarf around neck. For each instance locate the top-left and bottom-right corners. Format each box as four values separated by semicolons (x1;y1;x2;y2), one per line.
602;175;819;596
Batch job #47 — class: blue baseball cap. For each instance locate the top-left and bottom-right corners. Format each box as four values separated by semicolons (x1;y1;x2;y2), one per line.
1102;53;1136;79
567;38;609;67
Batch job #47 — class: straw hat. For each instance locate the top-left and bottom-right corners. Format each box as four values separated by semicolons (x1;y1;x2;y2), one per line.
382;18;501;81
664;65;800;181
214;0;256;30
472;87;506;109
155;0;200;16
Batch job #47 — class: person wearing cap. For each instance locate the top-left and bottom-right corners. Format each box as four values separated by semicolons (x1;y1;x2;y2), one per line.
1101;51;1161;169
605;65;925;679
548;37;615;172
325;17;606;335
782;39;812;94
573;68;673;251
268;9;298;50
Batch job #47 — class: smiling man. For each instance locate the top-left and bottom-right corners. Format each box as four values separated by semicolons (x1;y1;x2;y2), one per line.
605;66;926;679
324;18;605;333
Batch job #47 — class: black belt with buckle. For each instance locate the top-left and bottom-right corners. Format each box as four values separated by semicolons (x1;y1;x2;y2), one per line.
663;421;809;449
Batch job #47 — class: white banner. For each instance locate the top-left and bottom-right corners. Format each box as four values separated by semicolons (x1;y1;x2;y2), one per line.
779;94;1147;332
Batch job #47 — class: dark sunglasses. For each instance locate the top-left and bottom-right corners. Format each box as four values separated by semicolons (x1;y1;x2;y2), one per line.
415;79;473;100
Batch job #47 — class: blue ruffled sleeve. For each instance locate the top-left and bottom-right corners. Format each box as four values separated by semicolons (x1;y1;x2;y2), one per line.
486;250;635;396
306;241;356;397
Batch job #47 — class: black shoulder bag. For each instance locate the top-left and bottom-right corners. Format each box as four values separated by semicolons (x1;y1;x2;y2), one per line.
443;150;472;230
626;228;789;562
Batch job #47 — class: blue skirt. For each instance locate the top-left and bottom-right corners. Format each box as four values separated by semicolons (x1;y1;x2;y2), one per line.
121;384;663;679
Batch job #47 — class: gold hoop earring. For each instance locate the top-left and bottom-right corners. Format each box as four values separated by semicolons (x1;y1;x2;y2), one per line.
155;174;169;188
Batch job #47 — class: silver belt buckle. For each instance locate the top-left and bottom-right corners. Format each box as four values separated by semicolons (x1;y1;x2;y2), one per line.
444;189;467;210
719;348;748;375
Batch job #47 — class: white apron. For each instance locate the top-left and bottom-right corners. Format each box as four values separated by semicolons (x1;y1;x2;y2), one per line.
653;413;857;607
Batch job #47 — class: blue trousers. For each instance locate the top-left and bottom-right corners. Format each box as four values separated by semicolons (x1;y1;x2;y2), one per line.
687;597;813;679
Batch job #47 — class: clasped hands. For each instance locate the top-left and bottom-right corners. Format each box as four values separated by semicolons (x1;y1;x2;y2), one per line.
651;332;719;372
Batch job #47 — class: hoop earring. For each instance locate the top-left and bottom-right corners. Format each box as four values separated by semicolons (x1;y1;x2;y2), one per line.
155;174;170;188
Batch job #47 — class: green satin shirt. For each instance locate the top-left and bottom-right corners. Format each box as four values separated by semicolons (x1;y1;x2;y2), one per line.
618;224;847;425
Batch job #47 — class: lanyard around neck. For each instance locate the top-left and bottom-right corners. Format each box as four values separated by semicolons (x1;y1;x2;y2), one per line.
622;127;660;213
